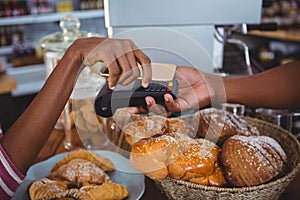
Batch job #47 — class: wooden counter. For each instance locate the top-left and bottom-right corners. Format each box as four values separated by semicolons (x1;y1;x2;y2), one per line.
248;29;300;43
0;72;16;95
31;128;300;200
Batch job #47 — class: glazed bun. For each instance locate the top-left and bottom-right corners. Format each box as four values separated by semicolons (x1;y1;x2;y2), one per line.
130;133;227;187
130;134;181;181
221;135;287;187
197;108;260;145
168;138;227;187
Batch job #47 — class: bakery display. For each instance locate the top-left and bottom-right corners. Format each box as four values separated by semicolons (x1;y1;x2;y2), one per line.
197;108;260;145
221;135;287;187
28;149;128;200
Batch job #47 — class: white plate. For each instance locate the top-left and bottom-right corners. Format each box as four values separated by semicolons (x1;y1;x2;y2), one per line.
12;150;145;200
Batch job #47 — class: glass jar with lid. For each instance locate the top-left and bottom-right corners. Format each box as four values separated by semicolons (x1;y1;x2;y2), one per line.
39;15;102;150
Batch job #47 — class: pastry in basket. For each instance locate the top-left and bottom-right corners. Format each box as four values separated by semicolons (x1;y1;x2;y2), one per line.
197;108;260;145
164;117;195;137
28;149;128;200
123;115;195;145
221;135;287;187
123;115;167;145
130;134;182;181
168;138;227;187
130;132;227;187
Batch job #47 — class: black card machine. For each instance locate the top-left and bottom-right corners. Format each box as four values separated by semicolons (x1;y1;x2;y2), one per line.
94;63;178;117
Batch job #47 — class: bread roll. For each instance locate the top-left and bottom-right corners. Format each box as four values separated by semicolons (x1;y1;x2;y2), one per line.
221;135;287;187
168;138;227;187
130;133;227;187
130;134;182;181
197;108;260;145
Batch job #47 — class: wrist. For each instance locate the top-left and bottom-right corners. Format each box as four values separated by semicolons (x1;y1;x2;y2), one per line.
204;73;227;106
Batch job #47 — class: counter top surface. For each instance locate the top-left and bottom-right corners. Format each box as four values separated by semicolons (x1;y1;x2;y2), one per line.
0;72;17;95
32;128;299;200
248;29;300;42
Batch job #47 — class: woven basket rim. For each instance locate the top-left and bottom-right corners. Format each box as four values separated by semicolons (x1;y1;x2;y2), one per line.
164;116;300;192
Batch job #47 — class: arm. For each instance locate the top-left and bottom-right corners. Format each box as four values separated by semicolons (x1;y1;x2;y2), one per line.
0;37;151;174
223;61;300;109
145;61;300;113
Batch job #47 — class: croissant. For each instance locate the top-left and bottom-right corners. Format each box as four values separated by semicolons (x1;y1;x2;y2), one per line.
79;181;128;200
49;158;110;187
51;149;115;172
28;178;68;200
29;149;128;200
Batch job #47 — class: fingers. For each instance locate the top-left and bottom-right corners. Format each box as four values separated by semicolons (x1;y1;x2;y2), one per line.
106;39;151;89
81;38;151;89
163;94;182;112
107;60;121;89
131;42;152;88
127;107;149;114
145;95;182;114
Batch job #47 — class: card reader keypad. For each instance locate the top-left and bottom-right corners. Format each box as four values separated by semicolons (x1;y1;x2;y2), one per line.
145;81;173;92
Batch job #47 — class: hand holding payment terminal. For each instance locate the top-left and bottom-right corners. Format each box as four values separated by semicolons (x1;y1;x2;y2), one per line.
94;63;178;117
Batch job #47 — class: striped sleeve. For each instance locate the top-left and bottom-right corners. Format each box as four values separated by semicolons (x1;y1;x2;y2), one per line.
0;143;26;200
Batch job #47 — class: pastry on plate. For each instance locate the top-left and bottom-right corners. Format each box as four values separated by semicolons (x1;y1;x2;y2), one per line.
51;148;115;172
28;149;128;200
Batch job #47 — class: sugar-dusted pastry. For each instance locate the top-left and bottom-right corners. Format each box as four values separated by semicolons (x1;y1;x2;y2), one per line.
164;117;195;137
79;181;129;200
51;149;115;172
124;115;167;145
49;158;110;187
221;135;287;187
28;178;68;200
28;149;128;200
197;108;260;145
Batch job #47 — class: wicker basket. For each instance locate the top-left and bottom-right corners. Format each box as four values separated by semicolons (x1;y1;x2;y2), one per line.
154;116;300;200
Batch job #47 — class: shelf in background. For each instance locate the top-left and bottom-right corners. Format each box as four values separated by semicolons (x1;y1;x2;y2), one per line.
6;64;46;96
0;9;104;26
0;46;13;56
